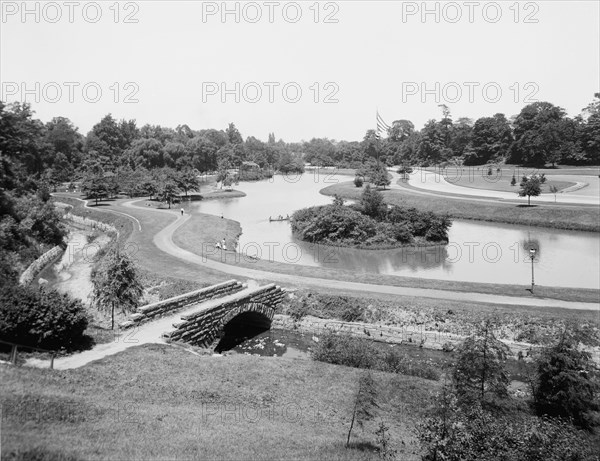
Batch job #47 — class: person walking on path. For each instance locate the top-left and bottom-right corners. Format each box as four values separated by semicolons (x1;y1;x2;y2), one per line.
181;208;184;216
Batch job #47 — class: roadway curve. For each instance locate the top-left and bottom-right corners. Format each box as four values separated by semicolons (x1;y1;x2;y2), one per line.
403;169;600;206
122;201;598;310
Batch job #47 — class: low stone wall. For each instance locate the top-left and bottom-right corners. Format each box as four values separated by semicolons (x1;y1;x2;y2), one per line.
19;245;65;286
62;212;119;235
119;280;245;329
272;314;538;358
162;283;285;347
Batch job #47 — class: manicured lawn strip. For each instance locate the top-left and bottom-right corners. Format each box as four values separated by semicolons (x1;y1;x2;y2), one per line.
321;181;600;232
1;345;433;460
173;211;599;304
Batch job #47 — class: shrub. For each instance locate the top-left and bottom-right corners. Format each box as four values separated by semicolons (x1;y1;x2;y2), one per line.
312;333;440;380
0;285;88;350
532;333;600;429
418;388;599;461
354;175;364;187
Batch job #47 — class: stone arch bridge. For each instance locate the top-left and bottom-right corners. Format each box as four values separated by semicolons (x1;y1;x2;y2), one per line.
120;280;285;350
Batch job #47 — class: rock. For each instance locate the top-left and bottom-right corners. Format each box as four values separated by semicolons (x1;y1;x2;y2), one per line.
442;342;455;352
38;278;48;285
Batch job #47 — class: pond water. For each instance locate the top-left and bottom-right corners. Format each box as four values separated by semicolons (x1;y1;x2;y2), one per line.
192;174;600;289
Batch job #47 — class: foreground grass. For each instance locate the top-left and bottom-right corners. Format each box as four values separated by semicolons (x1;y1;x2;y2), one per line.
322;181;600;232
1;345;433;460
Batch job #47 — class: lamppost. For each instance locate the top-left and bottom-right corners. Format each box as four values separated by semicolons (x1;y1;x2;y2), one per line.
529;248;536;293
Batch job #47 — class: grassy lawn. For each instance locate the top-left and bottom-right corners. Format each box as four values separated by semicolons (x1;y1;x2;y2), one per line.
1;345;434;460
427;169;576;193
322;181;600;233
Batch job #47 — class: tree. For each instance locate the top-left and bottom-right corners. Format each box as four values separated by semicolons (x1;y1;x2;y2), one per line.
92;247;143;329
453;320;510;405
519;176;542;206
226;122;243;145
0;284;88;350
176;168;200;197
532;330;600;429
369;164;391;189
81;163;110;205
508;102;570;167
465;114;513;165
360;185;386;219
347;371;378;447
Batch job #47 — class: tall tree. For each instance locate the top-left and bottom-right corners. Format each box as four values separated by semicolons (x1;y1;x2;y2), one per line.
532;329;600;429
508;102;569;166
453;320;510;405
92;247;143;330
346;371;378;447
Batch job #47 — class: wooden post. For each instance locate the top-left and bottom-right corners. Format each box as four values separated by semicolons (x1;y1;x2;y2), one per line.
10;344;18;365
50;354;55;370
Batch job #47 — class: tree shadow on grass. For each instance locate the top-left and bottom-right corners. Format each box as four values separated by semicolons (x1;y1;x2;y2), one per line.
516;204;538;208
346;441;379;453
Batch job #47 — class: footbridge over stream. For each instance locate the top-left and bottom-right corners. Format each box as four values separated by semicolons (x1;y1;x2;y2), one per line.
119;280;286;350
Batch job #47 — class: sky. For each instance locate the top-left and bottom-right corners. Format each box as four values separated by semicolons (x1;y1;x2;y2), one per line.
1;1;599;142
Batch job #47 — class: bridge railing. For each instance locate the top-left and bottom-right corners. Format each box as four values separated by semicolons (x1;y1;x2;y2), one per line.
119;279;246;329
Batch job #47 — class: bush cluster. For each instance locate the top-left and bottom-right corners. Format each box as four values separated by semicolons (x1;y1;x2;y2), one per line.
0;284;88;351
312;333;441;381
292;188;451;248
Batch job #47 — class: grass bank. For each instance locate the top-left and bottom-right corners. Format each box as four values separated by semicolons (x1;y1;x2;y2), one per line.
1;345;433;460
322;181;600;233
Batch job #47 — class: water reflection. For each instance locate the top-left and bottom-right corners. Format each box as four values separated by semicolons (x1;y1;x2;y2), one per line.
192;174;599;289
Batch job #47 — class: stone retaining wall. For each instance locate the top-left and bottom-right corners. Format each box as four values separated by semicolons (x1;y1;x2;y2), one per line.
272;314;537;358
162;283;285;347
63;212;119;235
119;280;245;329
19;245;65;286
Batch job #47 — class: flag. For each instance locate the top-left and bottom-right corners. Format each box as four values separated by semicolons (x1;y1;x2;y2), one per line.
376;110;390;139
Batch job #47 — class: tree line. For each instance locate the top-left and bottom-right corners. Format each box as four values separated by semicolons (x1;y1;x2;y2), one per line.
1;95;597;198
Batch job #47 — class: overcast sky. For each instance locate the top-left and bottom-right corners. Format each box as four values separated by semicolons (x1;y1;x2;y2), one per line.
1;1;598;142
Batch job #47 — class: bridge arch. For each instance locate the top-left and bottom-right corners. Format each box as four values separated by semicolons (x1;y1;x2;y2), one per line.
214;302;275;352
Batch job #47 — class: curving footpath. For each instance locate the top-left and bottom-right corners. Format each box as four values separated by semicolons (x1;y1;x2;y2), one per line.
123;201;598;311
403;169;600;206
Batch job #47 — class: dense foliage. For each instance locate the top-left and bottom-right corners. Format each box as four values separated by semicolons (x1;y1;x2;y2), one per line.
312;332;441;381
91;247;144;329
418;391;599;461
532;333;600;430
0;284;88;351
418;325;600;460
292;187;451;247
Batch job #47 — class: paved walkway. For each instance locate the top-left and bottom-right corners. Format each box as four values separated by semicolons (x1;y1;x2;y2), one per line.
124;201;598;311
27;287;256;370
